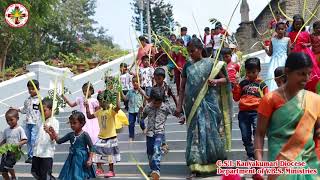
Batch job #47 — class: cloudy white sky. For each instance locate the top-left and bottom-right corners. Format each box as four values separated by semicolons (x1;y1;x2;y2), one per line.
93;0;269;49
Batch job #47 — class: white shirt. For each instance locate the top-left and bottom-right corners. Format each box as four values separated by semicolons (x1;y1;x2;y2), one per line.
140;67;154;88
20;96;41;124
204;34;212;48
120;73;133;91
3;126;27;145
231;53;238;63
213;34;223;50
33;117;59;158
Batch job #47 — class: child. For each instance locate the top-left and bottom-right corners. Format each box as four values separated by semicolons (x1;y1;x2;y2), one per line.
232;58;268;161
180;27;191;47
32;97;59;180
311;21;320;66
0;109;27;180
63;82;100;144
203;27;213;58
85;87;121;177
120;63;133;111
264;22;290;91
140;55;155;97
142;87;175;180
172;39;187;95
12;79;41;163
222;48;240;88
121;77;145;141
48;111;96;180
274;66;286;87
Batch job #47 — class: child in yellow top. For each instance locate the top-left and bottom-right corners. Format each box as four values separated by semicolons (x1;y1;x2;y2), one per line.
85;89;120;178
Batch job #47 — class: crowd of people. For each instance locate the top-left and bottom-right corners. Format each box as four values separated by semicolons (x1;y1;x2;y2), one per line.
0;13;320;180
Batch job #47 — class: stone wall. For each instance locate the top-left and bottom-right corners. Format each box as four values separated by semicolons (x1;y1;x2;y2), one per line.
236;0;320;54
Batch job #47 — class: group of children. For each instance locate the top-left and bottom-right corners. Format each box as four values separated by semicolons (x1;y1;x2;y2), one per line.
1;14;320;180
0;58;178;180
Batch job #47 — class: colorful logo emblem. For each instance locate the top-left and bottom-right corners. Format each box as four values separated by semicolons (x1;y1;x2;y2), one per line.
4;3;29;28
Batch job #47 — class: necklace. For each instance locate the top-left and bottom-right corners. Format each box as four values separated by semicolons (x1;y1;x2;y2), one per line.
72;130;83;145
282;86;288;102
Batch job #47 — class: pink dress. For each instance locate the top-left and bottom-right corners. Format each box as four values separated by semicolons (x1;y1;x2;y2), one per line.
137;44;154;67
76;97;100;144
289;31;320;92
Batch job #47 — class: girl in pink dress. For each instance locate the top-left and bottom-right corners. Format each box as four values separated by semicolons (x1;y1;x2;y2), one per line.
136;36;156;68
288;15;320;92
63;82;100;144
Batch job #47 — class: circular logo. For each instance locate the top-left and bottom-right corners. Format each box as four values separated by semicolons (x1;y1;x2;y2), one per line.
4;3;29;28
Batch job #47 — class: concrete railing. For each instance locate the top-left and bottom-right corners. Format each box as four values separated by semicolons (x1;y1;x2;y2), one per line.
0;50;269;132
0;52;134;132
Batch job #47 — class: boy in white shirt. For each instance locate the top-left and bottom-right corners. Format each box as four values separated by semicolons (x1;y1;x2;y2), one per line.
31;98;59;180
120;63;133;111
12;80;41;164
139;55;154;97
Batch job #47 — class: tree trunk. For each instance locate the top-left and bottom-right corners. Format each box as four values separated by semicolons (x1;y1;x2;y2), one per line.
0;38;12;72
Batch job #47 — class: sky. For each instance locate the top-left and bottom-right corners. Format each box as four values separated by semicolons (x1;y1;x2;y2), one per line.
94;0;270;50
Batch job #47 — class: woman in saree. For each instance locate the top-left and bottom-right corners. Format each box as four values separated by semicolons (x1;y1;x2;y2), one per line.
255;52;320;180
174;38;232;176
288;15;320;93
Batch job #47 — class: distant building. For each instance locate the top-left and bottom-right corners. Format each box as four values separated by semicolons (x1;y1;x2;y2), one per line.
236;0;320;54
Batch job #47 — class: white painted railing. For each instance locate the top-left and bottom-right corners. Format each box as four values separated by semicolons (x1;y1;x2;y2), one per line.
0;52;134;132
0;50;269;133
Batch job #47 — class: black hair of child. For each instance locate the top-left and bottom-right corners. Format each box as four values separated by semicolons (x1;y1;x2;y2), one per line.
150;87;165;102
169;34;176;39
82;82;94;95
292;14;305;31
138;36;147;42
221;48;232;55
204;27;210;31
69;111;86;126
176;38;184;45
274;66;285;78
285;52;313;71
42;97;53;109
181;27;187;31
27;79;40;90
313;21;320;29
120;63;128;68
5;109;19;119
245;57;261;71
274;66;287;83
141;55;150;61
154;68;166;78
276;22;286;30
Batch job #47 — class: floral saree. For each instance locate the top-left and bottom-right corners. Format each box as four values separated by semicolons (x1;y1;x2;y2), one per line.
183;58;232;173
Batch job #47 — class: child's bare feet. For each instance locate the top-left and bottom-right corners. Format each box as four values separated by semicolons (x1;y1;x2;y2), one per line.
151;171;160;180
129;138;133;142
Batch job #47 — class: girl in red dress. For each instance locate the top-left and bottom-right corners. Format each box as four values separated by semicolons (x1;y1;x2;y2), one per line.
288;15;320;92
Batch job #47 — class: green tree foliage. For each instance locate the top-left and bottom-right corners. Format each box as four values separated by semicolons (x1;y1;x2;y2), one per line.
131;0;178;37
0;0;124;71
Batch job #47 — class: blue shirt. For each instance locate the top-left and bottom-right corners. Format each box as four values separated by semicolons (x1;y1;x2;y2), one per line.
127;89;144;113
180;35;191;46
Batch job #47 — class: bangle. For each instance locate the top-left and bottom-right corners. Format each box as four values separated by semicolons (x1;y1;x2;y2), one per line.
254;149;263;153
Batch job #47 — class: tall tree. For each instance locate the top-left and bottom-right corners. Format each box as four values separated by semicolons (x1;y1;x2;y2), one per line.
131;0;178;37
0;0;119;71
